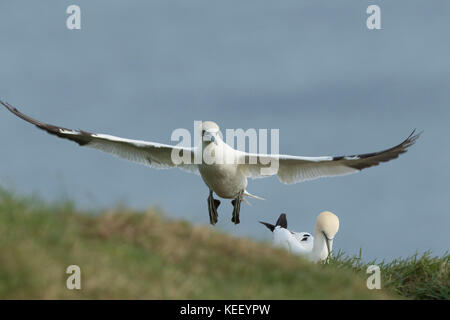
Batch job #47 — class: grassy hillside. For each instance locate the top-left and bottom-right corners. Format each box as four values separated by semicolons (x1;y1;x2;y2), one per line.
329;251;448;300
0;188;446;299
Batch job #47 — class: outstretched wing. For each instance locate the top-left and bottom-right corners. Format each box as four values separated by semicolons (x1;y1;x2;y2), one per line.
1;101;198;173
240;130;421;184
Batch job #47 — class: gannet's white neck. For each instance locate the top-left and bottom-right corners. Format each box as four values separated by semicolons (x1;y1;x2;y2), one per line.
200;132;240;166
311;231;331;262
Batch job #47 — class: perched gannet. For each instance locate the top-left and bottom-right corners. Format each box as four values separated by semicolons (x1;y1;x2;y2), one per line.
1;100;420;225
260;212;339;262
260;213;313;255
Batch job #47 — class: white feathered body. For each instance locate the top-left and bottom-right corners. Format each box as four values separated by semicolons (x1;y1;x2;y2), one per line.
197;143;247;199
273;226;314;256
199;163;247;198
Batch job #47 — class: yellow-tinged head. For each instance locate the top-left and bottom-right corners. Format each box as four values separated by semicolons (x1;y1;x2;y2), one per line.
201;121;220;145
315;211;339;239
314;211;340;261
201;121;220;133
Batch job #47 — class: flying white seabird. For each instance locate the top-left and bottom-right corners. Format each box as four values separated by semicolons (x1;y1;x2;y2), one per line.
260;212;339;262
1;101;420;225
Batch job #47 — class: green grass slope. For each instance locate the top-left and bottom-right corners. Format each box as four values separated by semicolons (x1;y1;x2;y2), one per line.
329;251;449;299
0;189;438;300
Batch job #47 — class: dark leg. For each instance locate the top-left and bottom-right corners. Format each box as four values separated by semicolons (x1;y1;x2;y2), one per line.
207;190;220;225
231;191;243;225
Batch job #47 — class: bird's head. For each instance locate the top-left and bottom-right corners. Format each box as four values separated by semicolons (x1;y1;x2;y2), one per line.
201;121;220;145
314;211;339;259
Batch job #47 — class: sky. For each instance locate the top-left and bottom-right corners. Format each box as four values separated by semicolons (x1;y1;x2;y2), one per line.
0;1;449;261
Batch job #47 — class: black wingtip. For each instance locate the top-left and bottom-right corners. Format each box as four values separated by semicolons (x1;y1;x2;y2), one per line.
401;128;422;150
0;100;14;111
409;128;422;142
259;221;275;232
275;213;288;229
1;100;92;146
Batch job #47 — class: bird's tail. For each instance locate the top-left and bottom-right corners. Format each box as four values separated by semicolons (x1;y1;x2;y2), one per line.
259;221;275;232
243;190;265;201
259;213;288;232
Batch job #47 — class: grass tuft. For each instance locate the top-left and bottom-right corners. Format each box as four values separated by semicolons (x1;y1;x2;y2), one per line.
327;250;449;300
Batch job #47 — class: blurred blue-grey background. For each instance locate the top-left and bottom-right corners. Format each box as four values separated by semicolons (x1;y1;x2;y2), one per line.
0;1;448;261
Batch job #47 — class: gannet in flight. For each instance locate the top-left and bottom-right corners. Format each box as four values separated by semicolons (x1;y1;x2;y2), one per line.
260;212;339;262
1;100;420;225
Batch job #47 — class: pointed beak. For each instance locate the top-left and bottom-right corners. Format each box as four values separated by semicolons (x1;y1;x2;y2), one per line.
322;231;333;258
325;239;332;257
